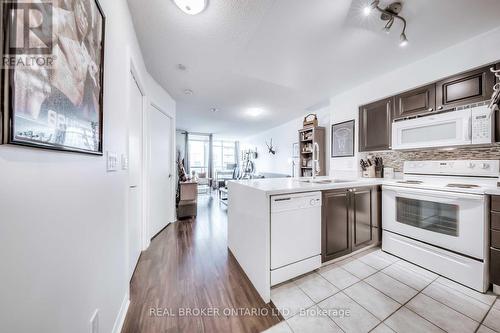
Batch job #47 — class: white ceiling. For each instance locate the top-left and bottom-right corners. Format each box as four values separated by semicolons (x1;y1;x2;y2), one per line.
127;0;500;137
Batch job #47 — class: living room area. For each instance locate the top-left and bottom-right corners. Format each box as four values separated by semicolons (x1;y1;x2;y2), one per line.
175;130;294;218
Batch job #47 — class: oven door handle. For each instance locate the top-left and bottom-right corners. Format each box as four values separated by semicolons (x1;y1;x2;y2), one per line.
383;185;485;202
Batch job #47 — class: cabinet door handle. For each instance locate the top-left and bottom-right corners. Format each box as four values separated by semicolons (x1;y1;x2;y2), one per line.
428;108;434;112
437;106;444;110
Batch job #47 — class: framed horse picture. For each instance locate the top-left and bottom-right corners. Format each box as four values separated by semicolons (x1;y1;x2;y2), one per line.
1;0;105;154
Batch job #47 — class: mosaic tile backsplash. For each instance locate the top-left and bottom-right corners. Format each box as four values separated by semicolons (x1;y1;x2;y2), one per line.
359;145;500;172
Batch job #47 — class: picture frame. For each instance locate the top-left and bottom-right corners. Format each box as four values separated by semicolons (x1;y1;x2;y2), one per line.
331;120;355;158
292;142;299;158
1;0;106;155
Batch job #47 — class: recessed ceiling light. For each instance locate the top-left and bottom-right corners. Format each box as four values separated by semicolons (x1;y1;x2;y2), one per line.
246;108;264;117
172;0;207;15
210;108;218;113
177;64;187;71
184;89;194;95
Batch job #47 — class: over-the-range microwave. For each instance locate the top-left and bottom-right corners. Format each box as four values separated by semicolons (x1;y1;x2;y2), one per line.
392;105;494;150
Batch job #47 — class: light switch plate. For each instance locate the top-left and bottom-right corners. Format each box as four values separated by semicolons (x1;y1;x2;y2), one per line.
107;151;119;172
121;154;129;170
90;309;99;333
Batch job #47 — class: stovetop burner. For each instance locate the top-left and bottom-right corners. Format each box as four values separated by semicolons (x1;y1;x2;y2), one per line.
397;180;424;185
446;184;481;189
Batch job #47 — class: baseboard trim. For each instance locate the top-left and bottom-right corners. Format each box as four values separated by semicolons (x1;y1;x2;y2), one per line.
112;293;130;333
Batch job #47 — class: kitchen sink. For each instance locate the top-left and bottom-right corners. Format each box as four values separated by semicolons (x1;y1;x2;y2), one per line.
298;179;351;184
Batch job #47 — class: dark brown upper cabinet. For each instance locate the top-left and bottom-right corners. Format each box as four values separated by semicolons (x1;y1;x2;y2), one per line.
394;84;436;119
436;66;494;111
359;97;394;152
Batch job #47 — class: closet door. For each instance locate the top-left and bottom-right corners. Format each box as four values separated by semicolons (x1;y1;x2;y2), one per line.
149;105;174;238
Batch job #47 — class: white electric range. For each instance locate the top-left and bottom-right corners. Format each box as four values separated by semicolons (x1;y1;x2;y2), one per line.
382;160;499;292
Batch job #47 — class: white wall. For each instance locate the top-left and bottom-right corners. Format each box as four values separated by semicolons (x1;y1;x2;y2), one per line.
0;1;175;333
242;107;330;176
330;26;500;178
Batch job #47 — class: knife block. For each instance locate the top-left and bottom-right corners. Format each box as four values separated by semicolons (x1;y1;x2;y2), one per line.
362;165;376;178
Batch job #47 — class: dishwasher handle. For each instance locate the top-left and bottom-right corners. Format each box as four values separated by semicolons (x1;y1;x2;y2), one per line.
271;192;322;213
274;197;292;202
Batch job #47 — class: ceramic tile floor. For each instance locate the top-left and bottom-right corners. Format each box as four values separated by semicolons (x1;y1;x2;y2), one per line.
265;248;500;333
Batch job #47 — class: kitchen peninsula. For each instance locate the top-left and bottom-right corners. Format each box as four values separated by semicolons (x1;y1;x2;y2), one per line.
227;177;382;303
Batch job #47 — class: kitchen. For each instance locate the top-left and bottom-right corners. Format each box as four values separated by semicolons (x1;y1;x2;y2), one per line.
7;0;500;332
228;55;500;332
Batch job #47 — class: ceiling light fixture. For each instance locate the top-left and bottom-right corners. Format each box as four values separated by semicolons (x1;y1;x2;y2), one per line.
210;108;218;113
184;89;194;95
172;0;207;15
246;108;264;118
383;17;394;34
363;0;378;16
364;1;409;46
400;32;408;47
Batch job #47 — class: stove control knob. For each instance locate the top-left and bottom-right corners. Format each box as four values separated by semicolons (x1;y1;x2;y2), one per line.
480;163;490;169
467;162;476;169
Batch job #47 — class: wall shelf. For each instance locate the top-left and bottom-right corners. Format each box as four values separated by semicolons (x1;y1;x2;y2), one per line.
298;126;325;177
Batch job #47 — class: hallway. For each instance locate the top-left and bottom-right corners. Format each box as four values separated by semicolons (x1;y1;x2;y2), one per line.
121;195;281;333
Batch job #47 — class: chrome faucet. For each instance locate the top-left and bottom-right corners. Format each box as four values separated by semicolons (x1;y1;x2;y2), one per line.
312;142;320;179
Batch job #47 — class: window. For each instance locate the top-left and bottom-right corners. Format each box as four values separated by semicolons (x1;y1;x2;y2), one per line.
213;140;236;173
188;134;209;176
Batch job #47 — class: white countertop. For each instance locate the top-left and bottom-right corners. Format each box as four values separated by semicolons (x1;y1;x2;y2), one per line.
229;176;500;196
229;177;384;196
484;187;500;195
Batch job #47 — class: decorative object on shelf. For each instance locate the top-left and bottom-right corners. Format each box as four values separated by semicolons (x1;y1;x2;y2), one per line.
303;113;318;128
266;139;276;155
332;120;354;158
301;130;313;141
363;1;409;47
292;142;299;158
302;142;313;153
1;0;106;154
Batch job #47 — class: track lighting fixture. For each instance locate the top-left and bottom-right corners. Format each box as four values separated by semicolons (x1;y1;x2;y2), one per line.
364;1;409;47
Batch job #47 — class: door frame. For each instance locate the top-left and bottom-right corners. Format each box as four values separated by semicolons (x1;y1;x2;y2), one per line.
149;103;176;228
127;60;147;273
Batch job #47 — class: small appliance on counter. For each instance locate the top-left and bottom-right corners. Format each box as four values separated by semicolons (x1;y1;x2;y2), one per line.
383;167;395;179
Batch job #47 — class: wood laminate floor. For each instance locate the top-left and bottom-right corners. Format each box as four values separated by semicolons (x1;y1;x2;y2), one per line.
121;194;281;333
